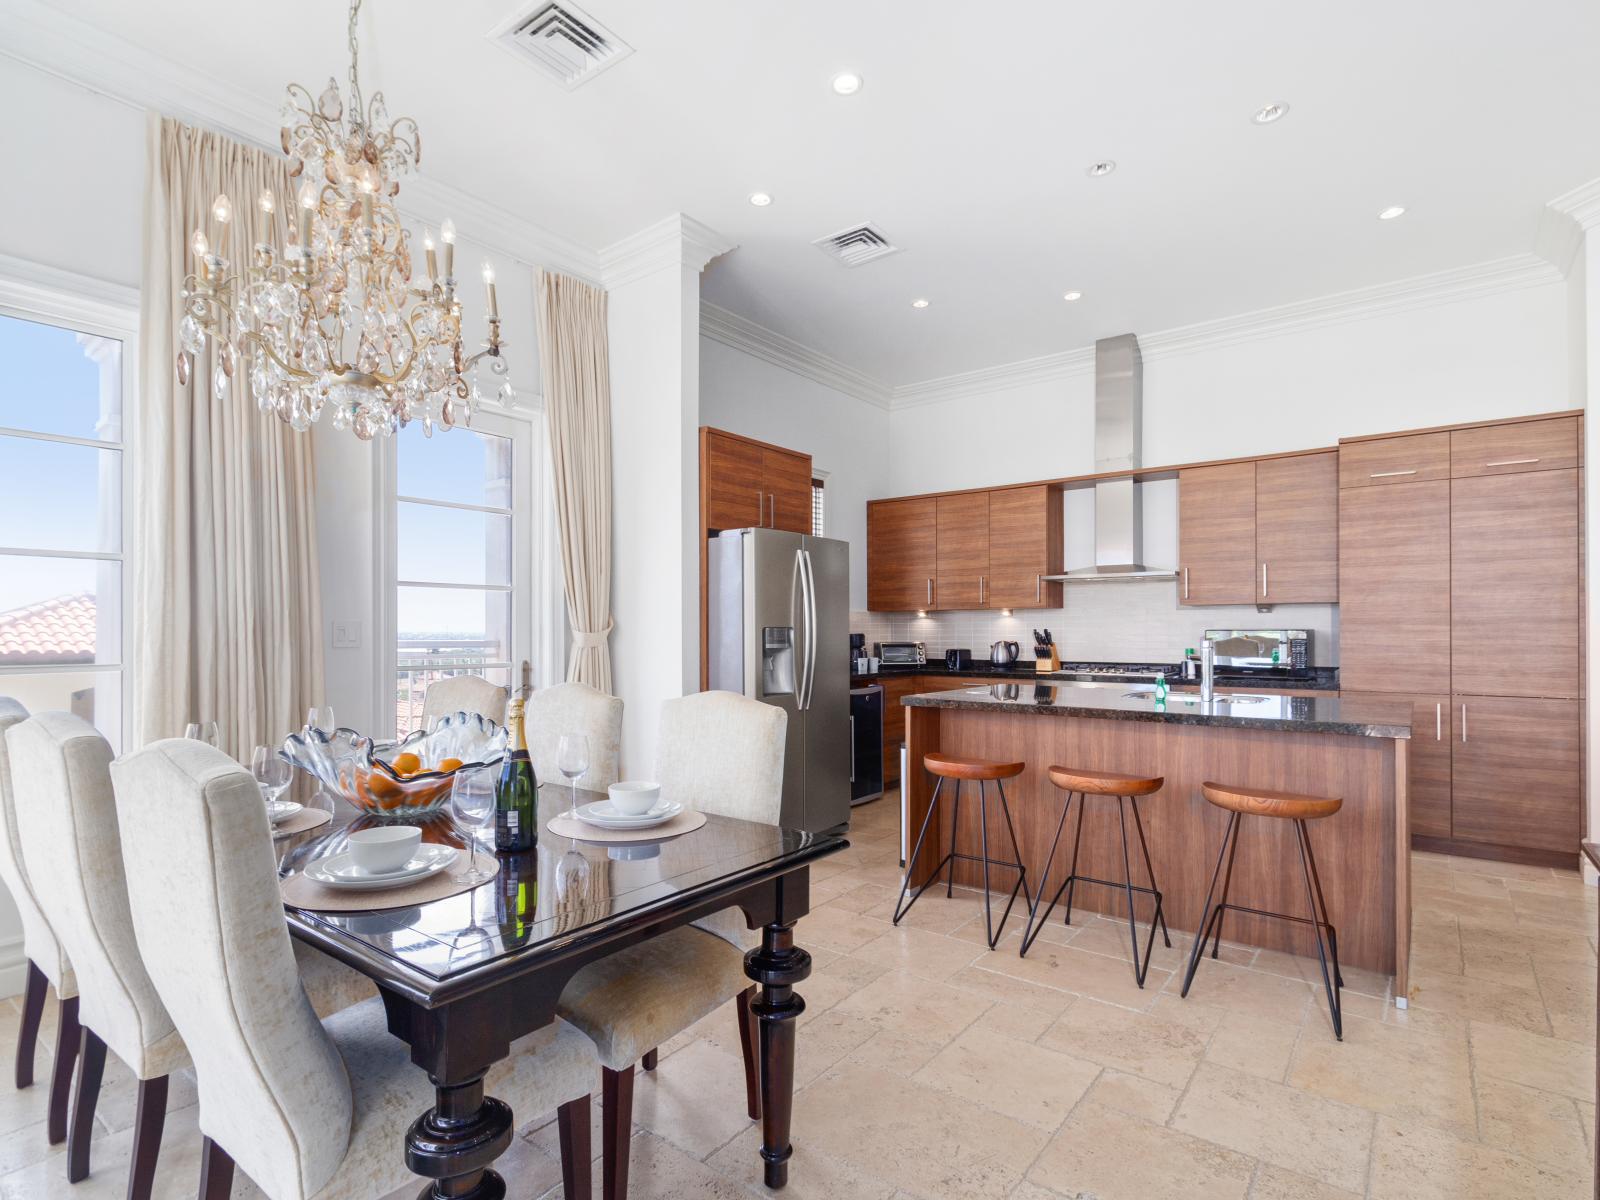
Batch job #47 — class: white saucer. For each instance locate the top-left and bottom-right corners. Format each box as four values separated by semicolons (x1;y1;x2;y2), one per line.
266;799;303;825
303;845;457;891
575;798;683;830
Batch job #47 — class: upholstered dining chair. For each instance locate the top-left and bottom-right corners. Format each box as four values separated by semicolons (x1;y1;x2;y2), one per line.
525;681;624;792
6;712;376;1198
0;698;80;1147
422;673;509;726
556;689;787;1200
109;737;600;1200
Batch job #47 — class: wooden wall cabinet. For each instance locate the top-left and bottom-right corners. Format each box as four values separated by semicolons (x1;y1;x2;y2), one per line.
867;498;937;612
1337;431;1451;489
988;486;1064;609
1177;461;1257;605
701;428;812;533
1339;691;1452;839
935;492;989;610
1450;696;1582;854
1255;452;1339;603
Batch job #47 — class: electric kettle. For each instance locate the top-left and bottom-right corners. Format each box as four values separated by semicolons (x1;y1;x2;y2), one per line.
990;640;1020;666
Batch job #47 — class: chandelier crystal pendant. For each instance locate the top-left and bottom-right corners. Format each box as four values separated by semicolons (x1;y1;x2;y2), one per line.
175;0;509;439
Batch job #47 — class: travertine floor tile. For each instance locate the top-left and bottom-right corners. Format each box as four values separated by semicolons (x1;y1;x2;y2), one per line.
979;941;1172;1009
1468;1020;1594;1100
630;1038;760;1158
943;963;1079;1018
1028;1102;1255;1200
1248;1163;1363;1199
1172;1063;1373;1193
707;1126;900;1200
1037;996;1207;1088
792;1063;1048;1200
833;969;993;1047
912;1024;1099;1130
1406;967;1551;1034
1475;1073;1590;1173
1287;1013;1475;1138
1204;1009;1301;1082
1163;957;1315;1028
1083;1067;1183;1124
852;925;985;983
1369;1115;1589;1199
800;905;895;954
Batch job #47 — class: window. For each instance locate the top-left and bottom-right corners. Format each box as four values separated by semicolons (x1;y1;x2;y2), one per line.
0;291;134;752
386;409;538;738
811;476;826;538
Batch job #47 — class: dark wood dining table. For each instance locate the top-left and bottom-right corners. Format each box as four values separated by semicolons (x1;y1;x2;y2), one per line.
274;785;846;1198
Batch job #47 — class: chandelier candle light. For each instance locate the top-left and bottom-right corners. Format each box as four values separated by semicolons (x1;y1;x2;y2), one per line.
175;0;510;439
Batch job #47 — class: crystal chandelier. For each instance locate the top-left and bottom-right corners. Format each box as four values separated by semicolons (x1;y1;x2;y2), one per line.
175;0;508;439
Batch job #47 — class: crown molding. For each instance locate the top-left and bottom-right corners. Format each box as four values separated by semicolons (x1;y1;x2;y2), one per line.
0;251;139;334
599;215;736;289
0;0;603;285
891;253;1564;409
700;302;892;408
1549;177;1600;232
1537;176;1600;275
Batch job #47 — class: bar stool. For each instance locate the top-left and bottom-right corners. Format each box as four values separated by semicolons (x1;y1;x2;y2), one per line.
1020;766;1171;987
894;752;1032;949
1181;781;1345;1039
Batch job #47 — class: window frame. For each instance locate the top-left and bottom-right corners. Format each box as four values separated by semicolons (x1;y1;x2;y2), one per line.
375;394;561;737
0;255;137;751
811;469;828;538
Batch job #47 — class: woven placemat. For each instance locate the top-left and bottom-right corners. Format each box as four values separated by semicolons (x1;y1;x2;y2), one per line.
281;850;500;912
272;807;333;839
545;808;706;844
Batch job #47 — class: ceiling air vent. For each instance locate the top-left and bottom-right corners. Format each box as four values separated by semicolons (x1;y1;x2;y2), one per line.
812;223;901;268
490;2;633;90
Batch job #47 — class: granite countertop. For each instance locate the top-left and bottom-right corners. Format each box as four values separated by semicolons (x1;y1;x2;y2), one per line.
900;680;1411;738
852;662;1340;691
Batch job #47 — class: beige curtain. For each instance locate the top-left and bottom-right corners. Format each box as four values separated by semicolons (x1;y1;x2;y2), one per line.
135;114;324;757
536;269;614;693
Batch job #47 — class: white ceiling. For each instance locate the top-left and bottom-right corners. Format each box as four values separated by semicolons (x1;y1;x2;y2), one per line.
18;0;1600;386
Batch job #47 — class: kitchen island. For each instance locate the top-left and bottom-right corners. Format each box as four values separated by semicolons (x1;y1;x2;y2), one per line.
902;682;1414;997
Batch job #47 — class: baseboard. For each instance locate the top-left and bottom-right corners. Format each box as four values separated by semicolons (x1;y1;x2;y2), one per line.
0;933;25;999
1411;834;1577;872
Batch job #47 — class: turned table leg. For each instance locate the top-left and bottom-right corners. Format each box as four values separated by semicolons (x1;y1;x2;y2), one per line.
744;921;812;1190
404;1075;514;1200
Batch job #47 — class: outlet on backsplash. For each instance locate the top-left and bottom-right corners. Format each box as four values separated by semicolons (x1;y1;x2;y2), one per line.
852;579;1337;666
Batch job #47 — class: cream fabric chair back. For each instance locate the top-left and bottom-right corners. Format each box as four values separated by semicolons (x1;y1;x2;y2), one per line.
421;674;508;726
111;738;352;1200
0;698;75;996
7;712;185;1078
526;682;624;792
656;691;786;824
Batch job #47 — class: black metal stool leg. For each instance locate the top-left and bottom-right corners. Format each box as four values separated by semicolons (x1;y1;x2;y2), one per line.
1116;798;1160;988
1209;812;1241;959
1301;821;1345;989
994;779;1033;914
978;781;998;947
893;776;947;925
1295;820;1343;1040
1181;811;1238;998
1128;796;1171;949
945;780;962;898
1020;791;1076;957
1061;795;1088;927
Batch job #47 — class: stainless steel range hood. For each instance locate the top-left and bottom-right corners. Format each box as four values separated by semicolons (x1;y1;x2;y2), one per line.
1047;333;1176;582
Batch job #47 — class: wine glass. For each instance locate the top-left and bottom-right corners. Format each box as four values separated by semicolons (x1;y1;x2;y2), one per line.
250;745;292;806
306;706;335;735
450;768;496;885
184;721;219;746
557;733;589;821
556;841;591;903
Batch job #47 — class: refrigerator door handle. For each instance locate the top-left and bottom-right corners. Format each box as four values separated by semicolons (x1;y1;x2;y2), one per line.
798;548;818;709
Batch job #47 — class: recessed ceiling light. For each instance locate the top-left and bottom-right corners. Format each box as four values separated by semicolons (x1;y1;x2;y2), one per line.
748;192;773;207
911;298;930;308
1253;103;1290;124
1378;205;1406;220
830;72;863;96
1062;290;1083;301
1085;161;1116;177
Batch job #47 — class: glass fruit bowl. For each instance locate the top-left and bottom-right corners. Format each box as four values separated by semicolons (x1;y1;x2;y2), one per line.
280;711;507;818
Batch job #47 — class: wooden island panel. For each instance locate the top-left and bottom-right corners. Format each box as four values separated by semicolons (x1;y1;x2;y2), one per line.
904;704;1408;990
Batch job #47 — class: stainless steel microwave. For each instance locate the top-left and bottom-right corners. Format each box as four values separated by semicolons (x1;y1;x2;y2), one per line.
1203;629;1312;672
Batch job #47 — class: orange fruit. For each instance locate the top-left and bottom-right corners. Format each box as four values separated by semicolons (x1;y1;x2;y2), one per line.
437;757;464;774
368;772;401;801
392;752;422;777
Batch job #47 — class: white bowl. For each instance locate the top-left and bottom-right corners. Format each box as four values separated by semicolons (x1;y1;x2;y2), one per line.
347;826;422;875
608;781;662;816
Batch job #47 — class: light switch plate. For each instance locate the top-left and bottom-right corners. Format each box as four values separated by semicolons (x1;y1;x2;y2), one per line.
332;619;362;649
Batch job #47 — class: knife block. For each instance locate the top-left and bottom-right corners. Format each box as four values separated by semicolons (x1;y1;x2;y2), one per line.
1035;649;1060;673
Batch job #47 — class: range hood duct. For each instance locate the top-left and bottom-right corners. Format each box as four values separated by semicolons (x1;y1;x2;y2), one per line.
1056;333;1176;582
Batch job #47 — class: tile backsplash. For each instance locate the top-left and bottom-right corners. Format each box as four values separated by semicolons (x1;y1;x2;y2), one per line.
851;579;1338;667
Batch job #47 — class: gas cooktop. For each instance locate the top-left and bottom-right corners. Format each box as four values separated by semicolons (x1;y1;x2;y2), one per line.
1052;662;1175;677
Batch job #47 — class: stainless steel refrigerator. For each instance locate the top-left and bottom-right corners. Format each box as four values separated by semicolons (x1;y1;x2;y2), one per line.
708;528;851;833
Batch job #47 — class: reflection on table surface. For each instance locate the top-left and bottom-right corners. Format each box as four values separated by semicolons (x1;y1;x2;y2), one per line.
276;783;837;981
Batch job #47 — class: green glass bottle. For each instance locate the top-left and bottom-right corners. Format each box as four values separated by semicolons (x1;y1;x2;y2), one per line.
494;697;537;852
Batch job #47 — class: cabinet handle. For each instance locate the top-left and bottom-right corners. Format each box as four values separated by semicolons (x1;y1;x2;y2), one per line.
756;489;764;526
1183;567;1190;600
1261;562;1268;598
1485;457;1540;468
1461;703;1468;743
1036;573;1042;602
1369;469;1417;478
926;578;933;606
980;575;986;606
768;493;776;527
1435;702;1441;741
849;714;856;783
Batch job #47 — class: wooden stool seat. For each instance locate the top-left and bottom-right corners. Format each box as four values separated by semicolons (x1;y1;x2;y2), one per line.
1200;782;1342;821
1047;765;1163;797
923;753;1024;782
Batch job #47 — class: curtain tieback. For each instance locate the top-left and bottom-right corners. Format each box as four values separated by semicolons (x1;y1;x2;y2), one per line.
572;619;614;649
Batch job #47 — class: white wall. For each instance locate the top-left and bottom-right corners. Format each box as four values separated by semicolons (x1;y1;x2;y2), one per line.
610;261;702;777
698;337;891;611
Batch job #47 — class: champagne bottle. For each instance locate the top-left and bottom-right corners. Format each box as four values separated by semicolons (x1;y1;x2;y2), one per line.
494;697;537;852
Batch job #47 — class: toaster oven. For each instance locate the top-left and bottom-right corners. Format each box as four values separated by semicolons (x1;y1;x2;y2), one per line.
876;641;926;667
